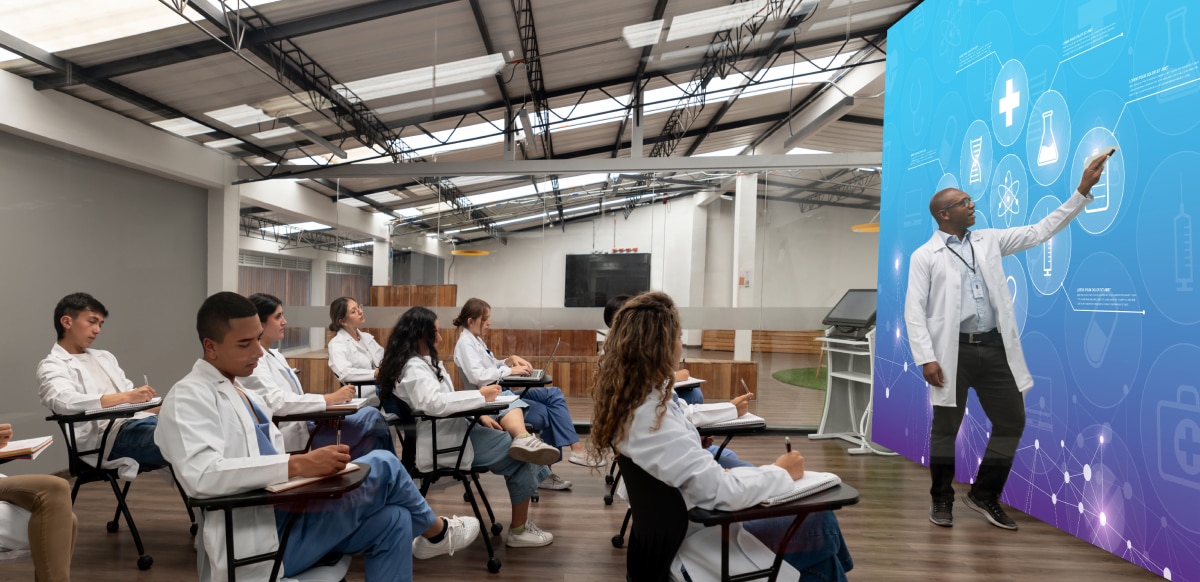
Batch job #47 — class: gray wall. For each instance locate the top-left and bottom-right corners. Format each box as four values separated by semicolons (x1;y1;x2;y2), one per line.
0;131;207;475
393;250;444;285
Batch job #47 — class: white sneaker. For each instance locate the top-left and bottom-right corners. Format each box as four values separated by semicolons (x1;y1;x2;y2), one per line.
505;520;554;548
537;473;573;490
412;516;481;559
508;435;560;466
567;452;606;467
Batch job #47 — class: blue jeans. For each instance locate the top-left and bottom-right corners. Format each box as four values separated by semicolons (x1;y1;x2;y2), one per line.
519;387;579;452
675;386;704;405
742;511;853;581
107;417;168;470
279;452;436;581
312;407;396;459
709;445;750;470
467;426;550;505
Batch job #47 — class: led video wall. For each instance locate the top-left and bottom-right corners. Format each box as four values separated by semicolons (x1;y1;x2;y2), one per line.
877;1;1200;578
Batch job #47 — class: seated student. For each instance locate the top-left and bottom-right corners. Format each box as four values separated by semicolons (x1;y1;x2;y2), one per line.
453;298;601;489
603;294;751;468
242;293;395;458
0;422;77;582
589;292;852;581
327;297;384;405
377;306;556;549
603;294;702;404
36;293;166;480
155;292;479;582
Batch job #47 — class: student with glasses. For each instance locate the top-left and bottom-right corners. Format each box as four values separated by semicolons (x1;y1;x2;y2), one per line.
905;151;1113;530
327;297;385;406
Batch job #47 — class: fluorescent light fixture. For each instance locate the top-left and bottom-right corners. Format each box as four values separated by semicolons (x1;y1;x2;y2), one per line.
151;118;215;136
424;232;439;238
493;213;548;227
394;207;423;218
339;198;370;207
366;192;403;203
622;20;664;48
205;104;275;128
374;90;487;116
666;0;770;42
787;146;832;155
344;241;374;249
336;54;505;102
251;127;300;140
204;137;244;149
259;221;332;236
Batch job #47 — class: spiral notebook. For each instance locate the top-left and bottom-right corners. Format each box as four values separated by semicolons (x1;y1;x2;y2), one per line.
761;470;841;506
266;463;360;493
698;412;765;429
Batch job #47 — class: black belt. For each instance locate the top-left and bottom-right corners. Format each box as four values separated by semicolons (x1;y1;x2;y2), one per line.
960;328;1002;345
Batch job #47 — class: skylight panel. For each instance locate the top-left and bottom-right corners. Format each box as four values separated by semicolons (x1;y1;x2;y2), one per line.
394;207;424;218
205;104;275;128
694;145;747;157
463;173;609;207
204;138;244;149
806;4;910;32
336;54;505;102
666;0;771;42
259;221;331;236
338;198;371;208
366;192;403;203
150;118;215;137
622;21;664;48
787;147;832;155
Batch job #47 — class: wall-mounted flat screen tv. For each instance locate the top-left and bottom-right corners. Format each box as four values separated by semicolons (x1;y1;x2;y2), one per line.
565;253;651;307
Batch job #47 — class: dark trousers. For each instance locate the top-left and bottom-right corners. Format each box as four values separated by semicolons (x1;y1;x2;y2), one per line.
929;342;1025;503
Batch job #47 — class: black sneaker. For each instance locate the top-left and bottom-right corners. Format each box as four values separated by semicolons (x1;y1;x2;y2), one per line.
964;492;1018;530
929;499;953;527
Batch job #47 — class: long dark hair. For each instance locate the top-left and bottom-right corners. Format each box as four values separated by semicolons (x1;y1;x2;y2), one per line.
452;297;490;329
377;306;443;400
248;293;283;323
328;297;354;333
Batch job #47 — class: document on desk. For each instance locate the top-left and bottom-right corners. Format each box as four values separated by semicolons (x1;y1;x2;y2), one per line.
0;436;53;460
698;412;765;429
761;470;841;505
266;463;360;493
326;398;370;411
84;397;161;415
493;394;519;405
674;377;706;389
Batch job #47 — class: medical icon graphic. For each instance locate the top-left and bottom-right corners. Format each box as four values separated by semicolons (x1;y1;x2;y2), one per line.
1043;238;1053;278
1084;311;1119;368
996;170;1021;226
1085;148;1111;214
1037;110;1058;166
999;78;1021;127
1158;386;1200;489
970;137;983;184
1177;179;1194;292
1161;6;1199;103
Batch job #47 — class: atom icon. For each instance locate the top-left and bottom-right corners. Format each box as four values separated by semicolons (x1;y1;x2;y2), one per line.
997;170;1021;226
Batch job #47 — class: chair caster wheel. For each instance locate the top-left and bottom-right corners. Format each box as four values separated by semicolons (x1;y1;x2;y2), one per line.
611;535;624;548
106;520;119;533
487;557;502;573
190;523;198;536
605;475;614;484
603;494;613;506
137;555;153;570
531;492;539;503
491;522;503;536
463;492;472;503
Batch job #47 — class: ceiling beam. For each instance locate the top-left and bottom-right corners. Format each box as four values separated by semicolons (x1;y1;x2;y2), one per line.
31;0;459;89
610;0;670;158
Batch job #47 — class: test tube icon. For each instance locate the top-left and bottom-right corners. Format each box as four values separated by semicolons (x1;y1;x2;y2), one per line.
1176;180;1193;292
1043;238;1053;278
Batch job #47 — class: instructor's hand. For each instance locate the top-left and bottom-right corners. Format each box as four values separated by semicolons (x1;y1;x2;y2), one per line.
922;361;945;388
1077;150;1112;196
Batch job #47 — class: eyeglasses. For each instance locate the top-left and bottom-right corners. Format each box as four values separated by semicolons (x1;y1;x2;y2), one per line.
940;197;974;212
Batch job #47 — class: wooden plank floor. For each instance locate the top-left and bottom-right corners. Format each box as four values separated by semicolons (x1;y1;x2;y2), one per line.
0;436;1161;581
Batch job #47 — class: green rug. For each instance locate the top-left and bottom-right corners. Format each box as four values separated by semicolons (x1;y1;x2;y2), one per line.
772;367;828;391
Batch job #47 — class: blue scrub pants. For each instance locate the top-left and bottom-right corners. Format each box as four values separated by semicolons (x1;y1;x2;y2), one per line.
107;416;168;470
518;386;580;452
467;427;551;505
312;406;396;458
279;452;436;581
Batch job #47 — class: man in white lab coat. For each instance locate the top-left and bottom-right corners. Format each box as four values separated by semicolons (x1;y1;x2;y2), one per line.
155;292;478;582
905;152;1112;530
36;293;165;481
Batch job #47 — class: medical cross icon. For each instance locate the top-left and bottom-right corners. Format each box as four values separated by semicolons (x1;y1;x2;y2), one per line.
999;78;1020;127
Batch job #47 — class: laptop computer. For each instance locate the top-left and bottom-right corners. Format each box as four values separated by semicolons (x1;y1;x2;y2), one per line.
503;338;561;382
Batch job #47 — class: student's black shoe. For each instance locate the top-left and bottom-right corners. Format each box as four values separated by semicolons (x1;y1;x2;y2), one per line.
929;499;953;527
964;492;1017;530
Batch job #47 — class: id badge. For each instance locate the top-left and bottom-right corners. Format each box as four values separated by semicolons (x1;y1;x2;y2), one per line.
971;279;985;299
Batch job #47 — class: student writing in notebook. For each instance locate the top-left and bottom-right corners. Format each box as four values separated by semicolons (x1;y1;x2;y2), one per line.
327;297;384;405
36;293;167;481
155;293;479;582
589;292;852;581
452;298;600;491
241;293;395;458
0;422;77;582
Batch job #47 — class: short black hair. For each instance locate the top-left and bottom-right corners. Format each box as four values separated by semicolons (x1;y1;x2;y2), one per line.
603;294;632;328
248;293;283;323
54;293;108;340
197;292;258;344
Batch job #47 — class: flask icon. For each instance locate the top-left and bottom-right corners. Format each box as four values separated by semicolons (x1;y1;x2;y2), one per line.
1176;178;1194;292
1160;6;1199;103
1037;110;1058;167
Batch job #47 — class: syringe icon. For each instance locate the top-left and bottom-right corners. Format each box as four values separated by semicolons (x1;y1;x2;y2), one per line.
1176;178;1193;292
1043;238;1053;277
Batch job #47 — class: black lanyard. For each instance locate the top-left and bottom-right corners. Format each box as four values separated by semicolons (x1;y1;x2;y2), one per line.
945;235;976;274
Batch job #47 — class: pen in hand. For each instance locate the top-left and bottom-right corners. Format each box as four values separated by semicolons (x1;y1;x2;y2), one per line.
144;374;149;387
336;425;342;447
740;378;751;395
785;436;792;453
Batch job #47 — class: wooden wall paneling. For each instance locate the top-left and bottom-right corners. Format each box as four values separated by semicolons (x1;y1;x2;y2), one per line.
286;354;339;395
369;285;456;307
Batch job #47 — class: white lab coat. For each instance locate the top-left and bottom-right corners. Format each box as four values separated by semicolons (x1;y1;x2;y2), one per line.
241;348;326;453
615;384;798;582
905;191;1093;407
36;343;150;480
327;329;384;383
453;329;510;390
395;356;488;472
155;359;291;582
0;477;30;552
